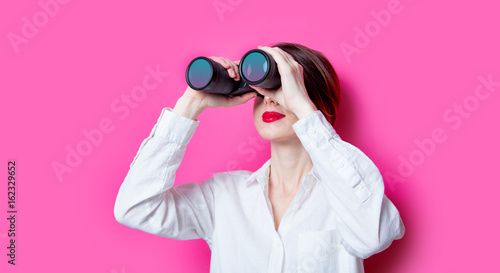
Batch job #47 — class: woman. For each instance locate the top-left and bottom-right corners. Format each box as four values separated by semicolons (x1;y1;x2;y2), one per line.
114;42;405;273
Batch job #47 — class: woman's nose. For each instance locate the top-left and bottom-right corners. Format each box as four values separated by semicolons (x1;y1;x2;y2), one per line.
264;96;278;105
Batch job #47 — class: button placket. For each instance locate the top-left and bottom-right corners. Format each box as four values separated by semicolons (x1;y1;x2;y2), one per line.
268;234;285;273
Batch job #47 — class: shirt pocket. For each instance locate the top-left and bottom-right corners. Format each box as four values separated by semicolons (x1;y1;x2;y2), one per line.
297;229;340;273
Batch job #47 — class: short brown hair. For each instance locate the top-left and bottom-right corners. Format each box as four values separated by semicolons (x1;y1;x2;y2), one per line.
271;42;341;126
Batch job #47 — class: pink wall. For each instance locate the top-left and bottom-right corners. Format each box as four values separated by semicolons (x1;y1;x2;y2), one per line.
1;0;499;272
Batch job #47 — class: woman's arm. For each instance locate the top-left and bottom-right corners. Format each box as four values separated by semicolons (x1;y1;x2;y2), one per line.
250;45;405;259
292;110;405;259
114;67;257;243
114;96;216;242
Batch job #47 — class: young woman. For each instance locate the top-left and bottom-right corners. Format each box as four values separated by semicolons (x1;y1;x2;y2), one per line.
114;42;405;273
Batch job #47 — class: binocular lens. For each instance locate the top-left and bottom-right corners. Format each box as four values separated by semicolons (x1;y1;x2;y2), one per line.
187;58;213;89
240;49;281;89
241;52;268;82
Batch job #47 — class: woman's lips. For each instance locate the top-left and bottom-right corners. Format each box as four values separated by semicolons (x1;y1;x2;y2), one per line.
262;111;286;123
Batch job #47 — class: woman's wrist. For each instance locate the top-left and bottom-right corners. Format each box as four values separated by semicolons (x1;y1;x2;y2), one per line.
293;101;318;120
172;94;206;121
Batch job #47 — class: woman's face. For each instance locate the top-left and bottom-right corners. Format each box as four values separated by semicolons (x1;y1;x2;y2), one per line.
253;94;300;141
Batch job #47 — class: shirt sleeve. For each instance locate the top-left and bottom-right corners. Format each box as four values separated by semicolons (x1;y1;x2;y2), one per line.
292;110;405;259
114;107;216;245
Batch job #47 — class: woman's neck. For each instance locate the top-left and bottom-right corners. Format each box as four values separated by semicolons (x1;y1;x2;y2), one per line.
269;136;313;194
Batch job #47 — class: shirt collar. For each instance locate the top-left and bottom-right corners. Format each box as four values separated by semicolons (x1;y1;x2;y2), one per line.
244;158;271;186
244;159;318;188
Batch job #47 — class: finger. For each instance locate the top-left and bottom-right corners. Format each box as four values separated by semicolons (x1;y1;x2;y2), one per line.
221;57;239;80
225;58;240;81
225;64;235;79
272;47;298;66
258;46;289;64
249;85;273;99
225;92;257;107
209;56;230;69
232;60;240;81
272;47;298;69
258;46;292;75
273;47;304;75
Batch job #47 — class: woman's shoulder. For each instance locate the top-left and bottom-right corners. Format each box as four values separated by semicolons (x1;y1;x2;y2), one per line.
208;169;257;189
208;160;270;190
211;169;253;182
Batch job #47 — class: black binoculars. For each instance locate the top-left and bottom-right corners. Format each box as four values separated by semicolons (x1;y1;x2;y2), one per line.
185;49;281;96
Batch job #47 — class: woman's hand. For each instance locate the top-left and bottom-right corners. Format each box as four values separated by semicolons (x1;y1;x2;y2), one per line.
249;46;318;119
183;56;257;108
174;57;258;120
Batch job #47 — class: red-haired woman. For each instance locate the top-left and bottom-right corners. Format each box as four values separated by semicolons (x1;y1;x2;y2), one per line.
114;42;405;273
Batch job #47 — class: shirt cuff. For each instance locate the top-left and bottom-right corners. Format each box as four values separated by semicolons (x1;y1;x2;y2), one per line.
153;107;200;145
292;110;341;152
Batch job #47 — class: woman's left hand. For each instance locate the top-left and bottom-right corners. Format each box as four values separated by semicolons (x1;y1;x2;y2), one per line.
249;46;318;119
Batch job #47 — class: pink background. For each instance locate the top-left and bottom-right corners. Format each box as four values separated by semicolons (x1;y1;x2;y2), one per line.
1;0;499;272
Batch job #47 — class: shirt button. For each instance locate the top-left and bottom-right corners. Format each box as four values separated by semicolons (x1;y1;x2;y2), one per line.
308;128;316;135
338;160;345;168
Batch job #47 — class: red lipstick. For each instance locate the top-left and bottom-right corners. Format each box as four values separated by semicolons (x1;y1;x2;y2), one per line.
262;111;286;123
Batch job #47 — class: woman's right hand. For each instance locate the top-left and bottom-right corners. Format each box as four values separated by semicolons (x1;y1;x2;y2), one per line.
173;57;258;120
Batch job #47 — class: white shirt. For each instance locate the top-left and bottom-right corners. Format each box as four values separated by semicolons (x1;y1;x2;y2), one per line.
114;107;405;273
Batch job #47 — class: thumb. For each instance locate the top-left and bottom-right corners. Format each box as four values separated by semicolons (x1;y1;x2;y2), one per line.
249;85;273;98
225;91;258;107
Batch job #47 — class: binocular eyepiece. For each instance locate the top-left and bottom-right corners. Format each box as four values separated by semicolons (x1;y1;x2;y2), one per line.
185;49;281;96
